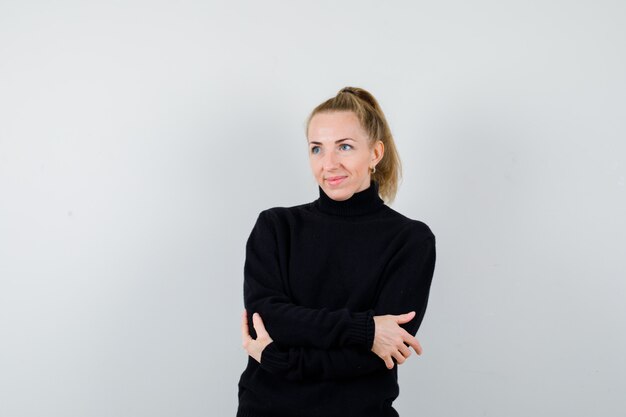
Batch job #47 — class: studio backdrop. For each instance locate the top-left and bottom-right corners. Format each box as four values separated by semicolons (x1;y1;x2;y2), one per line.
0;1;625;416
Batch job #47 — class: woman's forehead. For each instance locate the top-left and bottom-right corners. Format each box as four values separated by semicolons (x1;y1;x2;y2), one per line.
308;111;366;142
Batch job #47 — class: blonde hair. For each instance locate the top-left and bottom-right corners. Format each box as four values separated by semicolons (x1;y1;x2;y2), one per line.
304;86;402;205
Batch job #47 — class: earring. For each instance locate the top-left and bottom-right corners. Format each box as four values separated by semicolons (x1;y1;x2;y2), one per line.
370;166;376;174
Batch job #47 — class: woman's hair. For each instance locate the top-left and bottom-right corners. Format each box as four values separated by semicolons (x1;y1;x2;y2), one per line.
304;86;402;204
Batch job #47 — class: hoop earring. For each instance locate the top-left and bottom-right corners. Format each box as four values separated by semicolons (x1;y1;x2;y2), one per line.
370;166;376;174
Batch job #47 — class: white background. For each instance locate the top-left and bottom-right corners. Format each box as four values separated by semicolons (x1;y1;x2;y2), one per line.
1;1;625;416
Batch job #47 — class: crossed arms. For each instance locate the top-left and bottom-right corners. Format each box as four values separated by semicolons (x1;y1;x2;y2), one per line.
240;210;436;381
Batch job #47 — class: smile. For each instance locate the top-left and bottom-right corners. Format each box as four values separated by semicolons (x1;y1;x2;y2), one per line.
326;176;347;185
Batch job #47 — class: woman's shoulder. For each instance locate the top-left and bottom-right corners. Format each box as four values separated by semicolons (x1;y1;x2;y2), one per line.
256;201;312;219
380;205;435;242
251;202;315;230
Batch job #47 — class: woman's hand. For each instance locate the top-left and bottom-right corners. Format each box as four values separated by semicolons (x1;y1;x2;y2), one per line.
372;311;423;369
241;309;274;363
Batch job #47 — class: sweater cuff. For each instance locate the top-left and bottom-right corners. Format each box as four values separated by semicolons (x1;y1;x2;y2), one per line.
259;342;290;375
346;310;375;348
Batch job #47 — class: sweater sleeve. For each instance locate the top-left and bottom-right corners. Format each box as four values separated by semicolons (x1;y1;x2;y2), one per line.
257;227;437;381
244;210;375;349
373;225;436;338
259;342;388;381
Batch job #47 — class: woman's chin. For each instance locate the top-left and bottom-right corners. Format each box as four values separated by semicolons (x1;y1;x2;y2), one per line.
323;187;353;201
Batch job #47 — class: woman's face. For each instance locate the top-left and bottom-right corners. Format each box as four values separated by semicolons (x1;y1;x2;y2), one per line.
307;111;383;201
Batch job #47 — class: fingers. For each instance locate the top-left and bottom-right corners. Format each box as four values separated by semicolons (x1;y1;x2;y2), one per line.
403;332;423;355
384;356;394;369
392;350;407;365
252;312;269;339
381;344;413;369
376;334;422;369
398;342;411;359
394;311;416;324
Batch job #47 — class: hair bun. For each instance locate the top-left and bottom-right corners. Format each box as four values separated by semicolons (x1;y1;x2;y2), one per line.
338;86;379;110
339;87;357;95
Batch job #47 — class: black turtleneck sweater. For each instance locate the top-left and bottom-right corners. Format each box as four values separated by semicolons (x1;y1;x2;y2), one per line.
237;180;436;417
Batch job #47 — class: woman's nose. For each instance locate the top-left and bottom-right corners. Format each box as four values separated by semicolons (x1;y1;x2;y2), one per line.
323;151;339;169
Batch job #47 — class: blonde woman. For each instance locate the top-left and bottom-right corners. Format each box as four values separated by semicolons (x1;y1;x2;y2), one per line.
238;87;437;417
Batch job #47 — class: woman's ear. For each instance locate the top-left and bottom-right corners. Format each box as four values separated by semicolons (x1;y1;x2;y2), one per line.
372;140;384;165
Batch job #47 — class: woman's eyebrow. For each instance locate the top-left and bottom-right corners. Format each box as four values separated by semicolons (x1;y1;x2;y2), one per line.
309;138;355;145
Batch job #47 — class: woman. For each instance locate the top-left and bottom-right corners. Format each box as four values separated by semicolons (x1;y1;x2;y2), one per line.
237;86;437;417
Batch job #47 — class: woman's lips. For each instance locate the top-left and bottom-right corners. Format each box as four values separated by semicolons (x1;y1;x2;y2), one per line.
327;176;347;186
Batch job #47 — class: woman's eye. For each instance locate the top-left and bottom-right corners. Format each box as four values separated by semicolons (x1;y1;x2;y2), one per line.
340;144;352;151
311;146;320;154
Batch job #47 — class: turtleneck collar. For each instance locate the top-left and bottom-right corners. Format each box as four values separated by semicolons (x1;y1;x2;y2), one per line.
314;179;385;216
